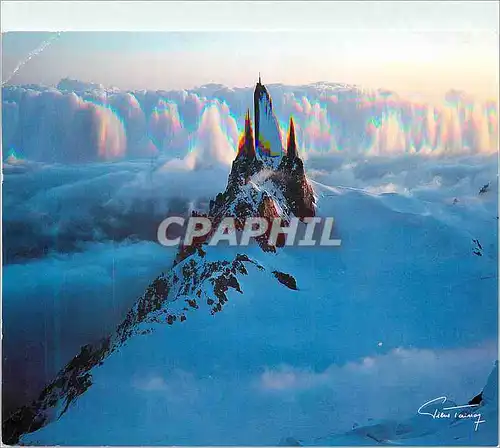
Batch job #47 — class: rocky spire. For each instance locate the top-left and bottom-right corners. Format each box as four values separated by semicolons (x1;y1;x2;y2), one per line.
254;75;284;158
218;109;262;209
286;117;298;159
254;77;264;152
237;109;256;159
277;117;315;218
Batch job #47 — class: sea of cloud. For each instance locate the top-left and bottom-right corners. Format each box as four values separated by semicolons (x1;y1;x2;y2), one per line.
2;80;498;165
126;341;497;444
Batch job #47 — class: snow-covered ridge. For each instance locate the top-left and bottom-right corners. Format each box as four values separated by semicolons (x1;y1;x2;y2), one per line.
2;244;302;445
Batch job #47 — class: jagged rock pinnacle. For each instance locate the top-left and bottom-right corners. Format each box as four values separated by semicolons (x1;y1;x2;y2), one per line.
277;116;316;218
211;77;315;229
237;109;256;159
254;76;283;158
254;79;264;152
286;117;298;159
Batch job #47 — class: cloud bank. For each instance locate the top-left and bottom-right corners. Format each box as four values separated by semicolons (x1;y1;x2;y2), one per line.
2;81;498;166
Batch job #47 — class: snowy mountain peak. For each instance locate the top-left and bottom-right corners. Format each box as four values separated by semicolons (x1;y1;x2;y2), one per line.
202;84;315;251
206;78;315;235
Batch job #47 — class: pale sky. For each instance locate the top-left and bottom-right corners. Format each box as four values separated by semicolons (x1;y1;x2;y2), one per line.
1;2;499;100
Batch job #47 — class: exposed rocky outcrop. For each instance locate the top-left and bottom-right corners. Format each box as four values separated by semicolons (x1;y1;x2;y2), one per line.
208;80;316;248
276;117;316;219
272;271;298;290
286;117;298;159
254;75;284;158
479;182;490;195
237;109;257;160
472;238;483;257
2;337;111;445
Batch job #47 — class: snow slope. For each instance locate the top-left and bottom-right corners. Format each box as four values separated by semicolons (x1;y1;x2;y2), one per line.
308;362;498;446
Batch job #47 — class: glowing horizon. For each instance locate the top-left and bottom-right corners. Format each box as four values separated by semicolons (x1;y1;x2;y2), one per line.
2;29;499;103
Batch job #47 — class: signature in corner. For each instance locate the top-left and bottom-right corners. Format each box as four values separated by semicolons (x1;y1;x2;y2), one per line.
418;396;485;431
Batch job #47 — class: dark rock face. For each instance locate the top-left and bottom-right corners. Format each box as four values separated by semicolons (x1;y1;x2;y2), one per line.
2;405;46;446
272;271;298;290
472;238;483;257
468;392;483;406
286;117;298;159
276;155;316;219
275;118;316;219
2;337;111;446
237;109;256;160
256;193;287;251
